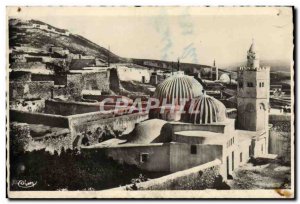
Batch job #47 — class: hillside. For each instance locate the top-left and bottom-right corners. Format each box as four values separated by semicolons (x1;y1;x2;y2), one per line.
9;18;233;78
131;58;212;72
9;18;126;63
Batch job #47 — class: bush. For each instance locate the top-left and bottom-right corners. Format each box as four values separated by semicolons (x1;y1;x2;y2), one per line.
10;148;156;191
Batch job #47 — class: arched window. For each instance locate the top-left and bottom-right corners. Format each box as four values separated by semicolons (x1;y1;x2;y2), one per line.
259;103;266;111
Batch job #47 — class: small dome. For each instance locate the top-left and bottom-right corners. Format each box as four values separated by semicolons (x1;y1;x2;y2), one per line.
127;119;170;144
182;94;227;124
153;74;203;105
219;73;230;84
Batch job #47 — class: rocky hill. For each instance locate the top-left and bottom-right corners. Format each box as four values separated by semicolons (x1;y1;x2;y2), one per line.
9;18;126;63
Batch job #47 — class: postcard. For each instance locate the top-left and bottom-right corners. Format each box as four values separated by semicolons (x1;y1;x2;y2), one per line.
6;6;294;199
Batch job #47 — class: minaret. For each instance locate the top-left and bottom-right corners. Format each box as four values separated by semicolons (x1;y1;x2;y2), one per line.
214;59;218;81
107;46;110;67
237;40;270;133
247;38;260;69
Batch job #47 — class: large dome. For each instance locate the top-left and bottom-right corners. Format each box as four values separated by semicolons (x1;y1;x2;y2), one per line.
153;74;203;105
182;93;227;124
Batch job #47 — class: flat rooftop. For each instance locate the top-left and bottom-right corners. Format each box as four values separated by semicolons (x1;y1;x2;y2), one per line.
174;130;227;145
236;129;266;143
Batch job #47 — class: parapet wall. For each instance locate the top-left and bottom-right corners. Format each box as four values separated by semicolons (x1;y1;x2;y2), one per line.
115;159;221;190
10;109;69;128
44;100;131;116
10;109;149;150
170;122;226;134
70;112;149;146
45;100;101;116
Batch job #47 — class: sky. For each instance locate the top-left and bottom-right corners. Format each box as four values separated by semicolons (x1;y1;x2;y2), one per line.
9;7;293;68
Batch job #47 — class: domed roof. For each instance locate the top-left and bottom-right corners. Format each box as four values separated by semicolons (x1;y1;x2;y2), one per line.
182;93;227;124
219;73;230;84
153;74;203;105
127;119;169;144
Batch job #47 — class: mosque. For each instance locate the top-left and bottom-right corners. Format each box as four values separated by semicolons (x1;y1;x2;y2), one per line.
83;41;271;180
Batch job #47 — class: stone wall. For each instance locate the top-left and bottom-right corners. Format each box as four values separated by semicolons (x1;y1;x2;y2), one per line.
45;71;111;100
9;99;45;112
9;81;54;100
10;109;148;151
31;74;55;82
66;74;83;100
170;143;223;172
53;75;68;85
70;112;148;147
45;100;101;116
10;62;47;70
30;129;72;154
9;71;31;82
9;122;72;154
52;85;69;100
44;99;131;116
81;71;110;93
82;95;133;104
116;159;222;190
84;143;171;172
10;109;69;128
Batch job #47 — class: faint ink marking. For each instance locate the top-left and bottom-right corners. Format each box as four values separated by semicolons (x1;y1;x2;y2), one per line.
154;8;173;61
181;43;198;64
17;180;37;189
179;8;194;35
178;8;198;63
17;7;21;12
